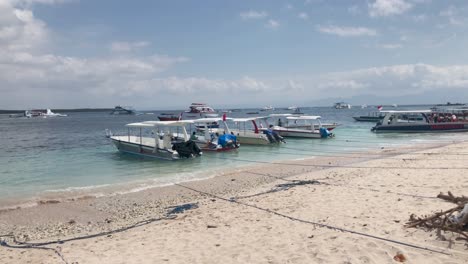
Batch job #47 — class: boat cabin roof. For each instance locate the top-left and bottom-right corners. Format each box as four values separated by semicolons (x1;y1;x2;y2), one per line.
380;110;432;114
268;113;292;117
141;120;194;127
286;115;321;120
232;117;258;122
193;117;232;123
125;122;157;128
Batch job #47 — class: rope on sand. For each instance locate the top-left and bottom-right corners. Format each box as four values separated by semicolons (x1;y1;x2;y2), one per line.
0;203;198;264
174;183;451;256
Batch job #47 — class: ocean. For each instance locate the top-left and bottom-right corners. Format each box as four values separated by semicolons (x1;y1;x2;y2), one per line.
1;106;467;207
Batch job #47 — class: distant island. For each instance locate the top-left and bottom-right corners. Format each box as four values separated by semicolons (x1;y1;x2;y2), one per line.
435;102;466;106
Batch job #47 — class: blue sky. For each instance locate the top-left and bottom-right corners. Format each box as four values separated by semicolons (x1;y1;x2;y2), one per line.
1;0;468;109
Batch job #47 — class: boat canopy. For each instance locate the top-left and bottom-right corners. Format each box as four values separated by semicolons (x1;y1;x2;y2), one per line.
125;122;156;128
286;115;321;120
380;110;432;113
193;117;232;123
232;117;258;122
268;114;292;117
142;120;194;126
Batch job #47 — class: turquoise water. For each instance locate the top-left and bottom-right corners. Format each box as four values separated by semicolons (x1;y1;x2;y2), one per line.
1;106;467;204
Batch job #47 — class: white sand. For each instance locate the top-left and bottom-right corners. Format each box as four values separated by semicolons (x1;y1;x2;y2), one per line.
1;142;468;263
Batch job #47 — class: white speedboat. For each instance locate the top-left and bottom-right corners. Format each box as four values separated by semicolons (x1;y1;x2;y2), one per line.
183;103;219;119
287;106;298;110
260;105;275;111
109;120;202;160
258;115;334;139
25;109;67;118
334;102;351;109
230;117;279;145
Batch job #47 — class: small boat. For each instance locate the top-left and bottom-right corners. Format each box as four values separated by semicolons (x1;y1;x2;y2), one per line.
108;121;202;160
334;102;351;109
24;109;67;118
110;106;138;115
353;112;385;122
271;113;338;131
371;110;468;133
230;117;281;145
260;105;275;111
158;113;181;121
183;103;218;119
191;118;239;152
258;115;334;139
287;106;298;110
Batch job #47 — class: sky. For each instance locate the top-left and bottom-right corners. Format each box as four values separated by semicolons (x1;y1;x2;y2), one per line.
1;0;468;110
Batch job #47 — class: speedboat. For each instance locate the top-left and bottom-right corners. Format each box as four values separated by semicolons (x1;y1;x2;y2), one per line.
287;106;298;110
258;115;334;139
184;103;218;119
371;110;468;133
190;118;239;152
334;102;351;109
158;113;181;121
270;113;339;131
353;112;385;122
24;109;67;118
230;117;281;145
110;106;138;115
260;105;275;111
108;120;202;160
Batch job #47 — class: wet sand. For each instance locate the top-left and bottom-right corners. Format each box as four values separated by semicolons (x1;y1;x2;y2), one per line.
1;142;467;263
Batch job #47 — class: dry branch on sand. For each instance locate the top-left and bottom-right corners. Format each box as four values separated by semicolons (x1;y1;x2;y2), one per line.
406;192;468;242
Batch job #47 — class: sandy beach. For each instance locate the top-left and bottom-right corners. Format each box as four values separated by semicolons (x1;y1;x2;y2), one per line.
1;141;468;264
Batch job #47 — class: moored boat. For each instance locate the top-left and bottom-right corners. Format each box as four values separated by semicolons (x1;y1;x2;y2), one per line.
110;106;138;115
371;110;468;133
334;102;351;109
353;112;385;122
108;121;202;160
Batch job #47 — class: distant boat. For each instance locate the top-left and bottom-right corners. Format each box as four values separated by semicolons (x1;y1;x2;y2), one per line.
24;109;67;118
334;102;351;109
260;105;275;111
391;104;398;108
184;103;218;119
287;106;298;110
158;113;181;121
361;104;368;109
291;107;304;115
436;102;466;106
110;106;138;115
353;112;385;122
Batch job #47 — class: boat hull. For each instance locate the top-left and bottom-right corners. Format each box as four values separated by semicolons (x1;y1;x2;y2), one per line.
372;123;468;133
275;129;322;138
353;116;383;122
236;135;271;145
110;137;178;160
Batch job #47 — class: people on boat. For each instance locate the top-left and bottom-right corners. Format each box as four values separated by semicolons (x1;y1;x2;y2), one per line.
190;131;198;141
277;118;282;127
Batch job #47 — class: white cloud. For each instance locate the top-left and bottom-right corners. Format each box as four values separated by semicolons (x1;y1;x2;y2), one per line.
240;10;268;20
110;41;150;52
379;43;403;49
439;5;466;26
266;19;280;29
316;25;377;37
368;0;412;17
0;1;49;52
298;12;309;20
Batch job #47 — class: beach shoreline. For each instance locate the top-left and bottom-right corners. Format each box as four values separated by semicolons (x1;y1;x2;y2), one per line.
1;141;467;263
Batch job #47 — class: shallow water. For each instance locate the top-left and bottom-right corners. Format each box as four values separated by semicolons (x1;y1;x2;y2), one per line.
0;106;467;204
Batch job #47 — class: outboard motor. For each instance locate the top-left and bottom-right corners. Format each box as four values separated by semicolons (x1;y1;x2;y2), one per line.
319;127;332;138
263;131;276;143
272;131;285;143
172;140;202;158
